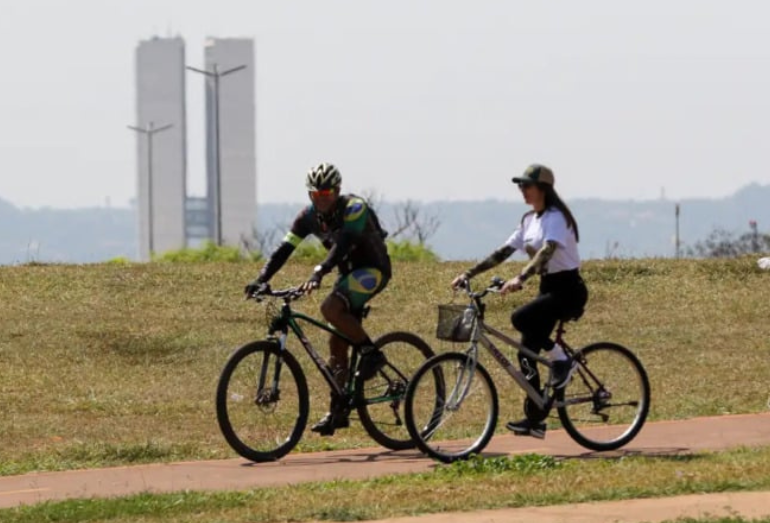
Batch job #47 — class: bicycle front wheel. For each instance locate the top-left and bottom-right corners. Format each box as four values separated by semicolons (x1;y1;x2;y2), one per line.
216;340;309;462
355;331;436;451
405;352;498;463
556;342;650;451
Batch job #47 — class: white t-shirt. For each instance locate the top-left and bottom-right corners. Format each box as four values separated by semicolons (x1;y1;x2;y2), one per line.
504;208;580;274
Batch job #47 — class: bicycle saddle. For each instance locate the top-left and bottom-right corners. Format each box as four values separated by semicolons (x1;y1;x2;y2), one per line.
561;307;584;322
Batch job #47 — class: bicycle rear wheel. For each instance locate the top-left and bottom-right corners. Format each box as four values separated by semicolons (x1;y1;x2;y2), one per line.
405;352;498;463
355;331;436;451
556;342;650;451
216;340;309;462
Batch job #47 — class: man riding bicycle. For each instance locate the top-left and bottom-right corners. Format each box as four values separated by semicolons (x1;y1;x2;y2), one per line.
245;163;392;435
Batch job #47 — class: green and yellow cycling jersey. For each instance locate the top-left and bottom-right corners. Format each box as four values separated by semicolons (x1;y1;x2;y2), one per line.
258;195;391;284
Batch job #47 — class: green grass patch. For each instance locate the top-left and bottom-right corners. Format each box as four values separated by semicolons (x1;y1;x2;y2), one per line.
0;258;769;473
1;446;769;523
153;241;261;263
667;519;770;523
435;452;563;476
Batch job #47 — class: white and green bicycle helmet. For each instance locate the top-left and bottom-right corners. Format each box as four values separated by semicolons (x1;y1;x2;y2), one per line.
306;163;342;191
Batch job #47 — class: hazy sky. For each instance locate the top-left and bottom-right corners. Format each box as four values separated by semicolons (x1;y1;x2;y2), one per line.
1;0;769;209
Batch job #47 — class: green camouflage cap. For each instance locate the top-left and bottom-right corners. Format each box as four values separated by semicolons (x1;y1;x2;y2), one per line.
512;164;555;186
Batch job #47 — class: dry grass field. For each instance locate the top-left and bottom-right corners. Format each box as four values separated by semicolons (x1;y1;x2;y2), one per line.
1;257;768;474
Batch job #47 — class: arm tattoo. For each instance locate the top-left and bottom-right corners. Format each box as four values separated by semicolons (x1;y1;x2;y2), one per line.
466;245;515;278
519;241;557;281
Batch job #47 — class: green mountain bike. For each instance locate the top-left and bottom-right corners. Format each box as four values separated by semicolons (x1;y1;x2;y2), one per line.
216;285;437;462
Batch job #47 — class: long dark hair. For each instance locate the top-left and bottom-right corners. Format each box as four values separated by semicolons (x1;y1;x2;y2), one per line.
542;184;580;242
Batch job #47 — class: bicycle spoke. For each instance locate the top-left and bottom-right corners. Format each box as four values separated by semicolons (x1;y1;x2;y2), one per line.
216;342;308;462
356;332;434;451
406;353;498;463
557;343;650;451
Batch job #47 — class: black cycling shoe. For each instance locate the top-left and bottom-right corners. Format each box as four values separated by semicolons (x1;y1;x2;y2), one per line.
310;410;350;436
505;418;547;439
357;347;386;381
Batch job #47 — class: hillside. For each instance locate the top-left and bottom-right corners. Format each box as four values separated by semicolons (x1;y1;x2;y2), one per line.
1;184;769;264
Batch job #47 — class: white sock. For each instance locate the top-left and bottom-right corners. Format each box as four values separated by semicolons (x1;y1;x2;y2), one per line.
547;342;568;362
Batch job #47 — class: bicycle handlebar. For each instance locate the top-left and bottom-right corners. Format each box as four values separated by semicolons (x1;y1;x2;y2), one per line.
456;276;505;299
249;276;505;303
247;285;307;303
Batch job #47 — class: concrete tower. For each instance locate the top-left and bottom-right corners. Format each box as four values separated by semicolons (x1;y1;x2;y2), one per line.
203;37;256;247
134;36;188;260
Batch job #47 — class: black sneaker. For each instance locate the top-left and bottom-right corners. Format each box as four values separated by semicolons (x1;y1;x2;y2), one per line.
357;346;386;380
310;411;350;436
548;358;577;389
505;418;547;439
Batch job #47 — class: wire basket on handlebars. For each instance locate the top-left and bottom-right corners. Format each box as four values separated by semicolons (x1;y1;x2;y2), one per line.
436;304;476;342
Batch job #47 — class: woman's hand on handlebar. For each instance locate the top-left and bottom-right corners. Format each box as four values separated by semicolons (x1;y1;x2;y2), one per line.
500;275;524;296
451;273;470;290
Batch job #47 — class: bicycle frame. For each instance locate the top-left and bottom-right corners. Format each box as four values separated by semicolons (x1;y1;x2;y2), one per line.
253;297;361;401
461;293;575;412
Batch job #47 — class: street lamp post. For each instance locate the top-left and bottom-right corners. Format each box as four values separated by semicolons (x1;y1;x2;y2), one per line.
749;220;759;253
127;121;173;257
186;63;247;246
675;203;681;259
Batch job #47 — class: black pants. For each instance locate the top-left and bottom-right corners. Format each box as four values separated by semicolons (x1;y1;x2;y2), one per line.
511;269;588;396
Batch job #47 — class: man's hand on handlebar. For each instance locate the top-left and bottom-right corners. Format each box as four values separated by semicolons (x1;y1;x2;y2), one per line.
244;280;270;299
298;269;323;295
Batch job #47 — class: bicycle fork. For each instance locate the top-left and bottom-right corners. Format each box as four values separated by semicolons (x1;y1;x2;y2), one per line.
255;334;287;406
445;350;479;411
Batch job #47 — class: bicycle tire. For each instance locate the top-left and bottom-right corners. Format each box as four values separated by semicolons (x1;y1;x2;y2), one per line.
404;352;499;463
355;331;436;451
556;342;650;451
216;340;309;462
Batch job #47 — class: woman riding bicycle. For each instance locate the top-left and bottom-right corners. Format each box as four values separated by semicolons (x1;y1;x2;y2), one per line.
451;164;588;439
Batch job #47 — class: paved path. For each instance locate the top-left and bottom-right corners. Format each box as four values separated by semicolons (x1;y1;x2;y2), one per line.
364;491;770;523
0;412;768;509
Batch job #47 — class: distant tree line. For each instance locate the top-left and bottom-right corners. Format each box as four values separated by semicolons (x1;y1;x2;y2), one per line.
147;197;443;263
685;221;770;258
241;194;442;262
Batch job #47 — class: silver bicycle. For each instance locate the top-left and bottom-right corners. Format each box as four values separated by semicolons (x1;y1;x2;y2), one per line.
404;277;650;463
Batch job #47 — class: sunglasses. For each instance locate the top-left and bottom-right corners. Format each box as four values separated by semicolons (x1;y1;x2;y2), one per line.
517;182;534;190
310;188;337;198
